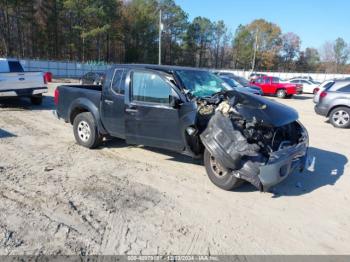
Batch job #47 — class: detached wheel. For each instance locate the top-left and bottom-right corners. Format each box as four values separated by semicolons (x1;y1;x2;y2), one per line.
73;112;102;148
31;94;43;105
203;149;244;191
276;89;287;99
329;107;350;128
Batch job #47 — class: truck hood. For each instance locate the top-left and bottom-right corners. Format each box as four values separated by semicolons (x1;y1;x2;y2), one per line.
230;91;299;127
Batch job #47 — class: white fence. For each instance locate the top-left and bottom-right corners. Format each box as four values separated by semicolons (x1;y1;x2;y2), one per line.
18;58;350;81
219;70;350;82
19;59;111;78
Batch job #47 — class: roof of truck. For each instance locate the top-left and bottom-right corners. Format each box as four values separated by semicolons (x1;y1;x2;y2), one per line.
112;64;208;72
0;58;19;61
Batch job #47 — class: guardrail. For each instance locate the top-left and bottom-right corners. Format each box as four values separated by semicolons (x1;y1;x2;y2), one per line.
218;70;350;82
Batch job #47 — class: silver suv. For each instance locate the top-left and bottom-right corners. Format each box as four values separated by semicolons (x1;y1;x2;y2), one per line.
314;80;350;128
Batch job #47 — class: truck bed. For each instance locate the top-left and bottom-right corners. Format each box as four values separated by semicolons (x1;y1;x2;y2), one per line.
56;85;102;123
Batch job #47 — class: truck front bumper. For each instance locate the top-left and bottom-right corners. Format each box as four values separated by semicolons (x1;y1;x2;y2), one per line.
258;142;308;190
0;87;48;98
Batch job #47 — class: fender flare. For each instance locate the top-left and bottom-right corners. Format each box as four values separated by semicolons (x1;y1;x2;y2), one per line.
68;98;108;135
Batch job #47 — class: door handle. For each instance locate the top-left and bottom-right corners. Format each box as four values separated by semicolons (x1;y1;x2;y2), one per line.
104;99;114;105
125;108;138;113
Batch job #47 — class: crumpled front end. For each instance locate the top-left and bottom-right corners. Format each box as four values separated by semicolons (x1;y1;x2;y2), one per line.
199;92;309;191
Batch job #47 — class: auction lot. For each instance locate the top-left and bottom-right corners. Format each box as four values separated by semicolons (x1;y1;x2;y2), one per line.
0;83;349;255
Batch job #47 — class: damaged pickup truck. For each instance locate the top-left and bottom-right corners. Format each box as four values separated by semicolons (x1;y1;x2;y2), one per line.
54;65;309;191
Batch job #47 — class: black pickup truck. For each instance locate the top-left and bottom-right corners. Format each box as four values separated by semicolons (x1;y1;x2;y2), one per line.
54;64;309;191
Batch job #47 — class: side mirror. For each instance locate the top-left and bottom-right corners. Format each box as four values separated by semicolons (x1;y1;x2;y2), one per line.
169;95;182;108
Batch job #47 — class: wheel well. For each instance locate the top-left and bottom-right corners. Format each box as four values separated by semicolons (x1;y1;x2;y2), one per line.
276;88;286;93
327;105;350;117
70;107;89;124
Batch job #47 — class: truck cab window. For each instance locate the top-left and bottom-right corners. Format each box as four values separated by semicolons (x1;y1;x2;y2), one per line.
111;69;125;94
8;61;24;72
272;77;280;83
132;72;171;104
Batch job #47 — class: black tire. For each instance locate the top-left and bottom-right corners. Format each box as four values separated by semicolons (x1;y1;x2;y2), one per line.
73;112;102;148
276;89;287;99
286;94;293;99
30;94;43;105
329;107;350;128
203;149;244;191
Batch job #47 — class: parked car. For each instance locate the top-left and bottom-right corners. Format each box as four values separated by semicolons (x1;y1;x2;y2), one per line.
314;80;350;128
288;78;319;94
313;80;335;104
250;76;303;98
54;64;308;192
0;58;47;105
214;71;262;91
249;72;267;81
80;72;105;85
219;76;263;95
290;76;311;81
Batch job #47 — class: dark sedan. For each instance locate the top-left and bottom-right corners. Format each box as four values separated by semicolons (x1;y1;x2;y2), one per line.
79;72;105;85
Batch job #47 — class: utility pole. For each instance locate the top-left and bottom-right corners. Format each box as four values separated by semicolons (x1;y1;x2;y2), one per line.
251;29;259;72
158;9;163;65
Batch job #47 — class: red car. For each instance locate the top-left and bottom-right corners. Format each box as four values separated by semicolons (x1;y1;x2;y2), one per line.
250;76;303;98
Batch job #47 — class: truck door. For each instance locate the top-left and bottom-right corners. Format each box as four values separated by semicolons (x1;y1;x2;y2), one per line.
263;77;274;94
100;68;126;138
124;70;184;152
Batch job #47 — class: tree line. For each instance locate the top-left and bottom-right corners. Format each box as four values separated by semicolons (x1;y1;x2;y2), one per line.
1;0;349;73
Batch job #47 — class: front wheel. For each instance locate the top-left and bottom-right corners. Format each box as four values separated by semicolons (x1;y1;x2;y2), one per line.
73;112;102;148
329;107;350;128
276;89;287;99
30;94;43;105
203;149;244;191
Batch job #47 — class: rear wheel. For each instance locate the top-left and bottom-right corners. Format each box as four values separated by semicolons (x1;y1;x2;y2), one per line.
329;107;350;128
30;94;43;105
203;149;244;191
73;112;102;148
276;89;287;99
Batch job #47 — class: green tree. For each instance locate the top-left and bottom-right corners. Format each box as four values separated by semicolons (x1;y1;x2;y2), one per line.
159;0;188;65
232;19;281;70
184;16;213;67
122;0;159;63
334;37;349;72
281;32;301;71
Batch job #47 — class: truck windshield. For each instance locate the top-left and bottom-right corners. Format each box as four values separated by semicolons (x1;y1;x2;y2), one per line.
175;70;228;97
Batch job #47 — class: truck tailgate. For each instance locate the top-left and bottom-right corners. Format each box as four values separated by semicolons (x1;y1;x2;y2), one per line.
0;72;45;91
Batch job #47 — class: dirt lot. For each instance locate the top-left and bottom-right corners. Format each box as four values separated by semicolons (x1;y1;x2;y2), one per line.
0;83;349;255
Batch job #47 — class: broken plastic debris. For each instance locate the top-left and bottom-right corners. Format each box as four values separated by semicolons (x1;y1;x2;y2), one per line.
306;156;315;172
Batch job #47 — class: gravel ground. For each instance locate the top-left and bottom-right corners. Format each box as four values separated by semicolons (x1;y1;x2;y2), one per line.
0;83;349;255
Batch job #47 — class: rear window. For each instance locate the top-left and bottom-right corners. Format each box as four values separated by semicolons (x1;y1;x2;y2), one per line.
338;84;350;93
324;82;335;91
111;69;126;94
8;61;24;72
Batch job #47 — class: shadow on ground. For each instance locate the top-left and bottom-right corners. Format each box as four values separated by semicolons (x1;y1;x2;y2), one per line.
102;140;347;196
102;138;203;166
0;128;17;139
0;95;55;111
270;147;348;197
292;95;313;100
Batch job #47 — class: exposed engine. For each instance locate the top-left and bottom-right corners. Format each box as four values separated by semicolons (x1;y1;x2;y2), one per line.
196;91;303;157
